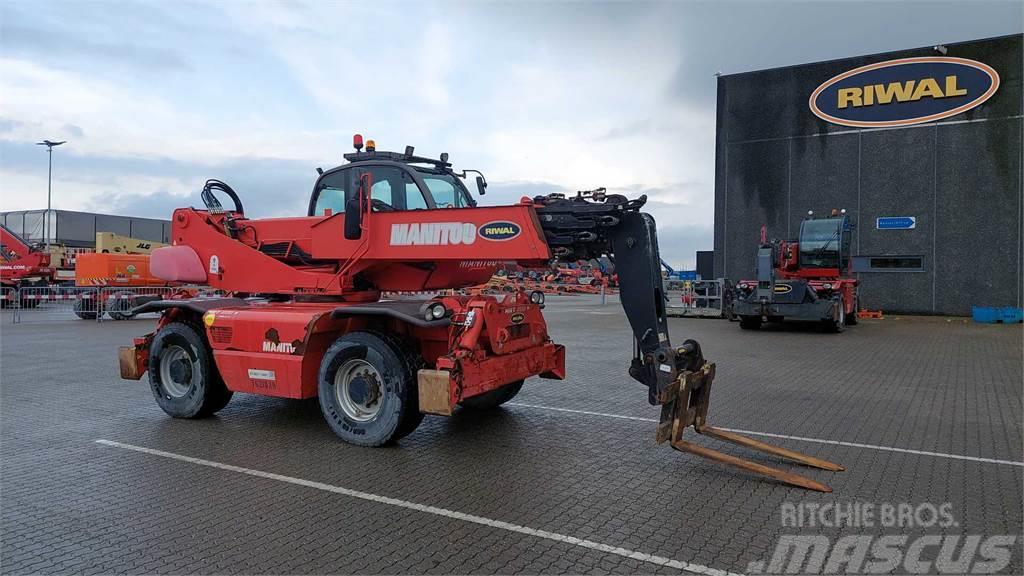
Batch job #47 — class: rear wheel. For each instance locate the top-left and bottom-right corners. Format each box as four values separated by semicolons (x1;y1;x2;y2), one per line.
318;331;422;446
846;294;859;326
73;291;102;320
108;291;137;321
825;302;846;333
149;321;233;417
459;380;524;410
739;316;762;330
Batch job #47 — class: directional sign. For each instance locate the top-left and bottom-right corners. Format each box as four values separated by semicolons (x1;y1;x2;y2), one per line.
876;216;916;230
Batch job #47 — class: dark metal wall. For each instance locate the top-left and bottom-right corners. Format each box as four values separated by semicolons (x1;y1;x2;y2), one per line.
0;209;171;248
714;34;1022;315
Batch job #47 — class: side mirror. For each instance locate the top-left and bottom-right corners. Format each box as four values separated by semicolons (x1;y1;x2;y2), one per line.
345;173;372;240
344;198;362;239
476;175;487;196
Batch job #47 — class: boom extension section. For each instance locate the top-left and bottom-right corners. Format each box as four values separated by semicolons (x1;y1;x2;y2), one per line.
533;189;843;491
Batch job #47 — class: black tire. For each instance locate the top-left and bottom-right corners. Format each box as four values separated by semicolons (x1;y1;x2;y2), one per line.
459;380;524;410
73;291;101;320
148;321;233;418
825;302;846;333
846;295;859;326
318;331;422;446
739;316;762;330
373;331;425;441
107;291;136;321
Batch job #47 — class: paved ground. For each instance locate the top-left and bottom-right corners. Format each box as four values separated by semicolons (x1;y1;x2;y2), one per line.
1;297;1021;575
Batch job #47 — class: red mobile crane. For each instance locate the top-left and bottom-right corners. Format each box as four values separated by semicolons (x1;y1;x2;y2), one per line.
734;211;859;331
1;223;55;306
120;136;842;491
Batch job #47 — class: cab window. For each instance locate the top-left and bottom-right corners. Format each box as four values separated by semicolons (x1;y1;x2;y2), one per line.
415;170;470;208
313;171;348;215
356;166;429;211
422;175;460;208
406;183;428;210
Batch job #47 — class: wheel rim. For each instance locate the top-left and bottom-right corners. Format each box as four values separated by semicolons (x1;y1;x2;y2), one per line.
334;359;384;422
159;344;195;398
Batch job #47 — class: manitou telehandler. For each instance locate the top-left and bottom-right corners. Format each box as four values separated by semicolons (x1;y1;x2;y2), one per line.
734;211;858;332
119;136;843;491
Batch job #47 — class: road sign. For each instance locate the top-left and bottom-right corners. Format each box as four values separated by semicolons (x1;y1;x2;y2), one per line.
675;270;698;281
876;216;916;230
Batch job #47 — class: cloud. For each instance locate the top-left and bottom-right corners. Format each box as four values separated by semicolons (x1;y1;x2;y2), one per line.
0;21;189;73
664;1;1023;107
0;139;317;218
1;0;1019;270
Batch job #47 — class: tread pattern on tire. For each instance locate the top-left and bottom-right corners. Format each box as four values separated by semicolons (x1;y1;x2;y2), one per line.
366;329;425;441
150;319;232;418
318;330;424;445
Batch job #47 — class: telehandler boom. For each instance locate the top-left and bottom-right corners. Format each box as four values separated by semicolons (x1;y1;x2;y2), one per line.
120;136;842;491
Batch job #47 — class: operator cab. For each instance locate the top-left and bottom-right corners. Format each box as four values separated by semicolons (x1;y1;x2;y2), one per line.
797;211;852;271
308;135;485;217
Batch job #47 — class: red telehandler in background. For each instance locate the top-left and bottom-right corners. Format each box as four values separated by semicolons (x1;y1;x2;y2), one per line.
120;136;843;491
1;223;55;307
734;211;859;332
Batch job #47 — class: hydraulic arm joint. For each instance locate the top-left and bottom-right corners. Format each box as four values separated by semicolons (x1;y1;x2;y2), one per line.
533;190;844;491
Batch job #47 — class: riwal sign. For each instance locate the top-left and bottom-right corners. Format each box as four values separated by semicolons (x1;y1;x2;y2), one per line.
810;56;999;128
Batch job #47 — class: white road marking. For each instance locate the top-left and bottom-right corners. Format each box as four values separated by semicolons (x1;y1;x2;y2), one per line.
507;403;1024;468
95;439;742;576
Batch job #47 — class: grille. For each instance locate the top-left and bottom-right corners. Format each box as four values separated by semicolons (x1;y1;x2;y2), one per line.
507;323;530;340
209;326;233;344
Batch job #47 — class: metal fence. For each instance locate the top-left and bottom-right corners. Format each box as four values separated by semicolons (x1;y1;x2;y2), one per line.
4;286;182;324
664;278;736;319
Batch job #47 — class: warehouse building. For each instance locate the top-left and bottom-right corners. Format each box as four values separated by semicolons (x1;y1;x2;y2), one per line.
713;34;1022;315
1;209;170;248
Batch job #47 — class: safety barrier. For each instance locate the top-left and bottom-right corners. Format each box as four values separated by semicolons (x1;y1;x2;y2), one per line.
1;287;15;309
665;278;735;319
5;286;181;324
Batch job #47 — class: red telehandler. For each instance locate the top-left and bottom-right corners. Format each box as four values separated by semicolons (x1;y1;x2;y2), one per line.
120;136;842;491
1;223;55;307
734;212;859;332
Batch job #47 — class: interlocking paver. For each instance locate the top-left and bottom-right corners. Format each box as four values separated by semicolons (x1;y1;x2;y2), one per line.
1;298;1021;574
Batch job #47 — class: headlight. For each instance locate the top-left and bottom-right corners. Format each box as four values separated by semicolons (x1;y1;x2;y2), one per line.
822;283;833;290
739;283;749;290
424;302;446;321
530;290;545;305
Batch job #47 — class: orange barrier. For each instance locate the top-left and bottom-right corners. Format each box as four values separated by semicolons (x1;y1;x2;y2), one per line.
74;253;171;287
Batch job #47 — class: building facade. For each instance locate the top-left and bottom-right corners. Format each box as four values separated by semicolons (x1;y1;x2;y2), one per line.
1;209;171;249
713;34;1022;314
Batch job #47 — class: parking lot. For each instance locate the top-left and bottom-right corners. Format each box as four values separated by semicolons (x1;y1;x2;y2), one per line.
1;295;1021;575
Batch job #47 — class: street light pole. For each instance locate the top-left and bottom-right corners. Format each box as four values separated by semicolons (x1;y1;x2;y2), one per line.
36;140;66;249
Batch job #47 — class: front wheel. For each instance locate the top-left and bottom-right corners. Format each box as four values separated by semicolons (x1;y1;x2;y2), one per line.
739;316;762;330
148;321;233;417
459;380;524;410
318;331;422;446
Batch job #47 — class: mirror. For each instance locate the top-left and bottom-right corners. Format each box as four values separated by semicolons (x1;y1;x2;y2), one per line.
344;198;361;239
345;173;372;240
476;175;487;196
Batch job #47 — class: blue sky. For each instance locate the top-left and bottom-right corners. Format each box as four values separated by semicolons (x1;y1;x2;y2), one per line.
0;0;1020;267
